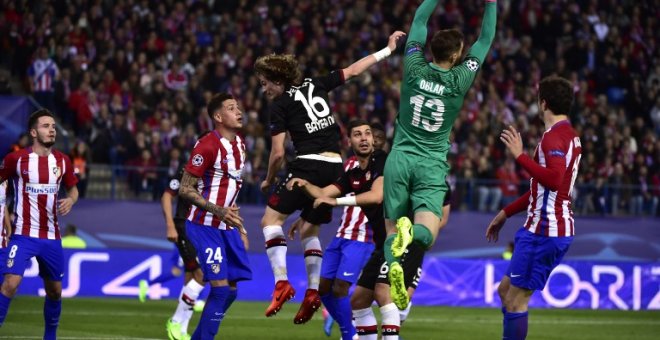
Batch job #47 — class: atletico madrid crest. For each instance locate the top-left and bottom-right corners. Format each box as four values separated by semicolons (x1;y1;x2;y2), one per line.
53;166;61;177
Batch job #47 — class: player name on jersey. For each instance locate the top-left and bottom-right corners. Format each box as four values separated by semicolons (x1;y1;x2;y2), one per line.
419;79;446;95
305;115;335;134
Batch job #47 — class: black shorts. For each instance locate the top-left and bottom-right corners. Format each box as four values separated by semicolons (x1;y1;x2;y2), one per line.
267;158;343;225
356;243;425;290
174;217;199;272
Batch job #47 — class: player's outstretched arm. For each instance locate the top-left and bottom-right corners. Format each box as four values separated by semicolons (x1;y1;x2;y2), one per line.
467;0;498;64
351;176;384;206
287;178;342;199
408;0;440;45
160;190;178;242
500;126;565;191
179;170;244;228
341;31;406;80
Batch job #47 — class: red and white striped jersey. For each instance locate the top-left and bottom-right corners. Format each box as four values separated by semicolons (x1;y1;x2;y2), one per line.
335;156;371;242
185;131;245;229
0;148;78;240
0;181;8;248
523;120;582;237
28;58;59;92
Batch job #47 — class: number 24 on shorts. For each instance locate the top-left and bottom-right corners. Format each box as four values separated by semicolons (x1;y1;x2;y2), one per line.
204;247;223;263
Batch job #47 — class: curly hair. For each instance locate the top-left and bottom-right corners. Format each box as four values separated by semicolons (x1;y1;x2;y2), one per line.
538;76;574;115
254;54;302;86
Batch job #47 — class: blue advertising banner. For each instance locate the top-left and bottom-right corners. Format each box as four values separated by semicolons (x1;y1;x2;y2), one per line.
0;96;36;159
17;249;659;310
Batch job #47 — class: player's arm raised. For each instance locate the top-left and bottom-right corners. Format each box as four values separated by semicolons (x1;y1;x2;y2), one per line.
500;126;565;191
408;0;440;45
341;31;406;81
161;190;178;242
179;170;243;228
261;132;286;195
467;0;498;64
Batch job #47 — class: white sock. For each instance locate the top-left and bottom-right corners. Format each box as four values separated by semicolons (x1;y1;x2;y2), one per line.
353;307;377;340
301;236;322;290
380;303;400;340
263;225;288;282
399;301;412;323
172;279;205;333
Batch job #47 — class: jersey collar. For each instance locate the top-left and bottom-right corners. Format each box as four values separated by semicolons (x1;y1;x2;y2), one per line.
429;62;450;72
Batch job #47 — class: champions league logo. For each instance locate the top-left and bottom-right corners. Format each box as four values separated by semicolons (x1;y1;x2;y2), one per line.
7;258;13;268
192;154;204;167
465;59;480;72
211;264;220;274
53;166;61;177
169;179;180;191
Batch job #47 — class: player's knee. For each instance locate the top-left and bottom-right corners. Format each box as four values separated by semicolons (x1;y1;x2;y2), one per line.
332;281;350;298
374;286;391;306
350;292;371;309
318;279;332;296
0;283;18;298
43;286;62;300
497;282;508;300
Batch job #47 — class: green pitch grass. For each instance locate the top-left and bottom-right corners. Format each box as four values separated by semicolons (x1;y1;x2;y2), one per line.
1;296;658;339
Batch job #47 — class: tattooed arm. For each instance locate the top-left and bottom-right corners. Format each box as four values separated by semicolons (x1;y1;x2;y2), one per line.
178;170;244;227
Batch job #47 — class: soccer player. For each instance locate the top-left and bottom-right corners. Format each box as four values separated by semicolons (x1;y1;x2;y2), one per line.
352;184;452;340
156;165;207;340
318;122;387;337
0;109;79;340
383;0;497;309
486;76;581;340
0;181;10;274
254;30;406;322
287;120;385;339
178;93;251;340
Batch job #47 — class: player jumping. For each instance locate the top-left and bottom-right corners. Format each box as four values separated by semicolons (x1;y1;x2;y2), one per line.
383;0;497;309
254;30;405;323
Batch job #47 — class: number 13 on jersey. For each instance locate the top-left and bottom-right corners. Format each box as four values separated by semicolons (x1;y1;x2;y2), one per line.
410;94;445;132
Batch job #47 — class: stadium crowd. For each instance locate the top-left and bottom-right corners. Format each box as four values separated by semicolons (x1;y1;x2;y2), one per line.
1;0;658;216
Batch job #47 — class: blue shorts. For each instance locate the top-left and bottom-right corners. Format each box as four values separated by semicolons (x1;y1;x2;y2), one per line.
4;235;64;281
507;227;572;291
321;237;375;284
185;220;252;283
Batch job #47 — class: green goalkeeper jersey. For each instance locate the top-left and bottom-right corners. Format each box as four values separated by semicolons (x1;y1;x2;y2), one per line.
392;0;497;160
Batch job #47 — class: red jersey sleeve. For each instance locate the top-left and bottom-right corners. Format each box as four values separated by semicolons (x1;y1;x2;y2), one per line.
516;133;567;191
0;152;19;182
184;139;216;178
62;154;79;189
503;190;530;217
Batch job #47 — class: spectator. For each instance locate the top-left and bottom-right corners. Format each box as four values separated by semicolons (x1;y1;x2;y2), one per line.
28;46;59;113
0;0;656;211
496;158;520;208
128;148;158;200
476;156;502;213
70;141;91;199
